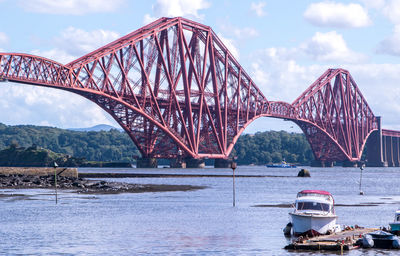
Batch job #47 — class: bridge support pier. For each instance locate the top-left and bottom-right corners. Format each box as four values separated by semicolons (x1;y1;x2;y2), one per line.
170;158;186;168
342;161;357;167
136;158;158;168
393;137;400;167
310;160;334;167
366;117;388;167
185;158;205;168
214;158;232;168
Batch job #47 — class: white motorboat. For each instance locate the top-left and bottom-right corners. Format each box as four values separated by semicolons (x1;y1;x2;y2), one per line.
288;190;340;237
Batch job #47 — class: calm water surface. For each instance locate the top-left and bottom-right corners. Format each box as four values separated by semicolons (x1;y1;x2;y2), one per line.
1;166;400;255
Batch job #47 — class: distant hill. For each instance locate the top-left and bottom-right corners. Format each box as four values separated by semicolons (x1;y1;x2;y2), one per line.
68;124;122;132
0;122;316;165
0;123;138;162
0;144;86;167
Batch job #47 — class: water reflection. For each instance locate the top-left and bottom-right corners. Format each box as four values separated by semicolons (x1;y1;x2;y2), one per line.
1;166;400;255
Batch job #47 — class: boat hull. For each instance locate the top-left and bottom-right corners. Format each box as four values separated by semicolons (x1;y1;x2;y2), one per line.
266;164;296;168
289;212;338;236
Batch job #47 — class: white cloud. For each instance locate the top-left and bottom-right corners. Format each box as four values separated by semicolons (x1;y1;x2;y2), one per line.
54;27;120;57
143;14;157;25
301;31;367;63
28;27;120;64
144;0;210;23
250;1;266;17
382;0;400;24
0;32;8;46
343;64;400;129
18;0;125;15
359;0;385;9
250;48;325;102
249;47;400;130
248;31;367;102
0;83;118;129
217;33;240;60
233;27;259;39
377;25;400;55
304;2;371;28
30;49;76;64
218;22;259;40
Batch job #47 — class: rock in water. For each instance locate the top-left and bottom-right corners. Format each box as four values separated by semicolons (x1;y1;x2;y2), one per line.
298;169;311;177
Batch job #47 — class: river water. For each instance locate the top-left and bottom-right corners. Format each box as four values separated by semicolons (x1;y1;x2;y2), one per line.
1;166;400;255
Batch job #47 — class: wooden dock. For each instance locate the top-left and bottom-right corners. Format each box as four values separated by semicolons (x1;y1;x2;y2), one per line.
285;227;378;251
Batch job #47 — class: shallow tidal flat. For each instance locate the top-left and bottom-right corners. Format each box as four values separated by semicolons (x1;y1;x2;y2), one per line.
0;173;205;194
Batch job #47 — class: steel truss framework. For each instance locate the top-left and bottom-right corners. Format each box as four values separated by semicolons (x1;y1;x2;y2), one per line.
291;69;377;161
0;17;383;162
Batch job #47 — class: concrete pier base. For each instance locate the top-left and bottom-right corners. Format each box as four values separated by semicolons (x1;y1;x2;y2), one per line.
185;158;205;168
310;160;334;167
388;161;396;167
136;158;158;168
366;161;388;167
342;161;358;167
214;158;232;168
169;158;186;168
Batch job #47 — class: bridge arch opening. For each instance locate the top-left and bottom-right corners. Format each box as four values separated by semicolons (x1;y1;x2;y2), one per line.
232;116;315;165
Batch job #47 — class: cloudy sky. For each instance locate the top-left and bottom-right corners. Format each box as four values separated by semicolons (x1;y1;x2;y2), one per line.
1;0;400;133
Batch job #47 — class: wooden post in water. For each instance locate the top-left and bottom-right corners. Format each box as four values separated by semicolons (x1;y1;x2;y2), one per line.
230;160;237;207
54;162;58;204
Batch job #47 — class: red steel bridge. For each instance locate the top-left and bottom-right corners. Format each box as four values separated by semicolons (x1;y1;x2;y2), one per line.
0;17;398;167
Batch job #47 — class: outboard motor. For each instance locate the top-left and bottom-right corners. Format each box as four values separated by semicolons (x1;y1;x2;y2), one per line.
362;234;374;248
283;222;292;236
392;237;400;249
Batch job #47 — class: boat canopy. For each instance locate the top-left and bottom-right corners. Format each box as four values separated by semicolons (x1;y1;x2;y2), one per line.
299;190;331;196
297;190;334;202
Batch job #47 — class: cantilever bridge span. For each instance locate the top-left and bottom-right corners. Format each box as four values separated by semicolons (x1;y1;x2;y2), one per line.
0;17;397;166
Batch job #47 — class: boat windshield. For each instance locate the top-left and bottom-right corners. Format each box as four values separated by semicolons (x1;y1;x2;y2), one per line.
297;201;330;211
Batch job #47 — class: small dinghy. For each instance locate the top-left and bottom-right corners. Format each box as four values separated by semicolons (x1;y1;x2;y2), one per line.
360;230;400;249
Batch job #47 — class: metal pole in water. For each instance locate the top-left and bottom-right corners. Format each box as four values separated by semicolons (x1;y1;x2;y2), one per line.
359;163;365;195
54;162;58;204
230;160;237;207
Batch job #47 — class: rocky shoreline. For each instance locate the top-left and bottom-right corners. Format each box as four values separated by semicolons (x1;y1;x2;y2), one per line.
0;174;206;194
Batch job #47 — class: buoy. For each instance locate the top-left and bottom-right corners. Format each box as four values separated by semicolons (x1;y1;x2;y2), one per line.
283;222;292;236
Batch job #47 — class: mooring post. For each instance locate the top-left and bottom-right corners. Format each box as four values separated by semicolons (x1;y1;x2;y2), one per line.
359;163;365;195
230;158;237;207
53;162;58;204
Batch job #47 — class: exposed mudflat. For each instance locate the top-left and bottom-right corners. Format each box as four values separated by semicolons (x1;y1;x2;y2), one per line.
0;174;206;194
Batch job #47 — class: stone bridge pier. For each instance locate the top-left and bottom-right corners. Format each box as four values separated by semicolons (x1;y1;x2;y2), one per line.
365;116;400;167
